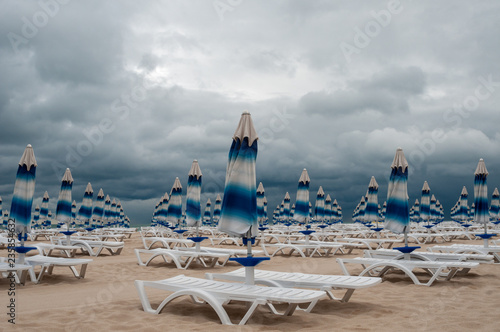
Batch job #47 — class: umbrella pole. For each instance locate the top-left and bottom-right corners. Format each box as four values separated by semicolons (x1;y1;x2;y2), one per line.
484;223;489;248
245;232;254;285
18;225;26;265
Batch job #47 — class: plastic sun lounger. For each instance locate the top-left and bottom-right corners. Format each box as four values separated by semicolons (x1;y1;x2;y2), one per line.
365;249;494;264
141;237;196;250
261;243;343;258
34;243;81;258
0;261;35;285
135;275;326;325
135;249;230;269
206;268;382;311
428;245;500;263
25;255;93;282
336;257;479;286
52;237;124;257
176;246;267;258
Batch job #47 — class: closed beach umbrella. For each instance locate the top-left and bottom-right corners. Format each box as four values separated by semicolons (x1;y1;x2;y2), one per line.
332;199;339;222
40;191;49;225
314;186;325;222
186;160;202;227
79;182;94;226
257;182;265;225
263;196;268;223
474;159;489;229
412;199;420;223
325;194;332;222
203;198;212;225
167;177;183;226
459;186;469;222
283;192;291;221
10;144;37;235
110;198;117;225
219;111;259;238
490;188;500;221
92;188;105;227
55;168;74;226
213;194;222;223
420;181;431;223
33;205;40;228
71;200;77;226
384;148;410;240
358;196;366;223
365;176;379;224
0;197;3;228
430;195;438;222
104;195;112;226
293;168;311;224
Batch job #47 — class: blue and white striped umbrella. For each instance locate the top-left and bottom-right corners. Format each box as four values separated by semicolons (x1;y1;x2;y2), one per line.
314;186;325;222
337;205;343;222
420;181;431;223
219;111;259;237
71;200;77;226
91;188;104;227
213;194;222;223
490;188;500;221
474;158;489;224
10;144;37;234
325;194;332;222
186;160;202;227
332;199;339;222
46;211;53;228
283;192;291;221
158;192;169;222
459;186;469;222
430;195;438;222
55;168;74;225
384;148;409;234
412;199;420;222
365;176;379;224
257;182;265;225
79;182;94;225
0;197;3;228
203;198;212;225
293;168;311;223
263;196;268;223
469;203;475;221
40;191;49;225
3;210;9;228
167;177;183;225
357;196;366;222
104;195;112;226
33;205;40;228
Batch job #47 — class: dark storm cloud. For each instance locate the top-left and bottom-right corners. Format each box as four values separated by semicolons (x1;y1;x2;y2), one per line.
1;1;500;224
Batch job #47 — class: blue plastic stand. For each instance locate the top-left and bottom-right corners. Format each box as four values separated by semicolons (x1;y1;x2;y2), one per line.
60;231;77;236
393;246;420;254
229;256;270;266
371;227;384;232
173;229;188;235
476;233;496;240
187;236;208;243
14;246;37;254
299;230;315;236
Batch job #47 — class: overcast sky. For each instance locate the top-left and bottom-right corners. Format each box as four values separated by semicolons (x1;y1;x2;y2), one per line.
1;0;500;225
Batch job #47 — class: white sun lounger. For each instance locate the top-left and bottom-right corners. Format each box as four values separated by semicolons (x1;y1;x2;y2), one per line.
428;244;500;263
141;237;197;250
365;249;494;264
135;248;230;269
206;268;381;311
33;243;81;257
25;255;93;282
0;260;35;285
53;237;124;256
261;243;343;258
176;246;267;258
336;257;479;286
135;275;326;325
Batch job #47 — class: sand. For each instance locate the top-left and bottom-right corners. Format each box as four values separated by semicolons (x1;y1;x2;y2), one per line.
1;233;499;332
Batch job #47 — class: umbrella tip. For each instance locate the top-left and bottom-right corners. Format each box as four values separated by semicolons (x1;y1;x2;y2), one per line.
242;110;250;115
479;158;484;161
27;144;32;148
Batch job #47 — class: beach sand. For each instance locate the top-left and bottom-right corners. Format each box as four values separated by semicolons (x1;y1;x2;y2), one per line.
1;233;499;331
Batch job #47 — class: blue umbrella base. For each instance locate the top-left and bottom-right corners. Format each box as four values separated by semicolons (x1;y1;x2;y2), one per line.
60;231;77;236
299;230;315;236
393;246;421;254
476;233;496;240
14;246;37;254
229;257;270;267
371;227;384;232
187;236;208;243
